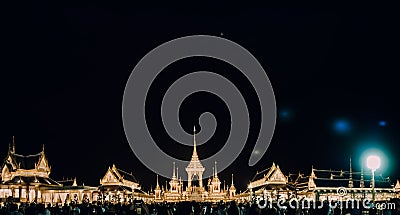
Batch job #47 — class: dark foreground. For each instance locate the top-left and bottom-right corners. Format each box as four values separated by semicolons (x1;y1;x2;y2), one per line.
1;199;400;215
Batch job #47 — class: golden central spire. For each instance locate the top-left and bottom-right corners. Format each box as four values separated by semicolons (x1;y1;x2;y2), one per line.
214;161;218;178
192;126;198;159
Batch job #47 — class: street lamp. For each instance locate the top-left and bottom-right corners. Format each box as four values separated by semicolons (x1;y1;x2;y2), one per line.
366;155;381;203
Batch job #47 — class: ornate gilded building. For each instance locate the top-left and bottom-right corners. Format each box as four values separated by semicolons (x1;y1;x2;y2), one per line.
247;162;289;201
0;138;152;204
97;164;152;202
162;162;183;201
297;161;398;201
0;138;96;203
248;158;400;202
205;162;229;201
156;128;236;202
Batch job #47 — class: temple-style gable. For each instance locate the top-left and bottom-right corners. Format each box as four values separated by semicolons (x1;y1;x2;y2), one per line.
36;148;51;173
99;164;140;190
268;165;287;184
98;164;146;202
395;180;400;192
1;164;12;182
101;167;119;184
249;162;287;189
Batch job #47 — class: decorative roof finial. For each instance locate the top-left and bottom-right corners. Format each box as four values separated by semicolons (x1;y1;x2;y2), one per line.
191;125;198;159
360;161;365;188
311;166;316;178
349;157;354;188
72;177;77;186
12;135;15;153
214;161;218;177
173;162;176;178
193;126;197;154
156;175;160;189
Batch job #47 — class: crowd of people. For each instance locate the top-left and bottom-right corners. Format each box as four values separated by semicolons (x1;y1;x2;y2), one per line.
0;198;399;215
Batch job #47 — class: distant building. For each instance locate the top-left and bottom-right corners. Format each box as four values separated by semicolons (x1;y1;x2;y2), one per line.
98;164;152;202
249;158;400;202
0;137;151;204
300;161;397;201
0;137;96;203
247;163;289;201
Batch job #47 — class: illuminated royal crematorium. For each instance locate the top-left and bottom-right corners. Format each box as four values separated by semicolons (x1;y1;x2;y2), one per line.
154;128;237;202
0;136;399;204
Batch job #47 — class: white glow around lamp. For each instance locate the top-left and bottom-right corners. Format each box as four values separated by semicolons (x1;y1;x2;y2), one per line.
366;155;381;170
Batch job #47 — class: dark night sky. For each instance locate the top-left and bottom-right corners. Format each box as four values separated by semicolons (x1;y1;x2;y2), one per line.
1;3;399;192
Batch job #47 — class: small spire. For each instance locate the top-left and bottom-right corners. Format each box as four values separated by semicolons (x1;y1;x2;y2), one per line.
155;175;160;189
349;157;354;188
230;174;236;191
395;180;400;190
311;166;316;178
173;162;176;178
42;144;45;153
214;161;218;177
12;136;15;152
72;177;77;186
193;126;197;155
176;167;179;179
360;161;365;188
223;180;226;191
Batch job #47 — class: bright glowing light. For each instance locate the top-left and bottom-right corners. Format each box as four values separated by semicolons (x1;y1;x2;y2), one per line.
358;147;390;174
366;155;381;170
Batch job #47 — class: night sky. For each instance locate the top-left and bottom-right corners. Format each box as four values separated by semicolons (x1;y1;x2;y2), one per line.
1;4;399;192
